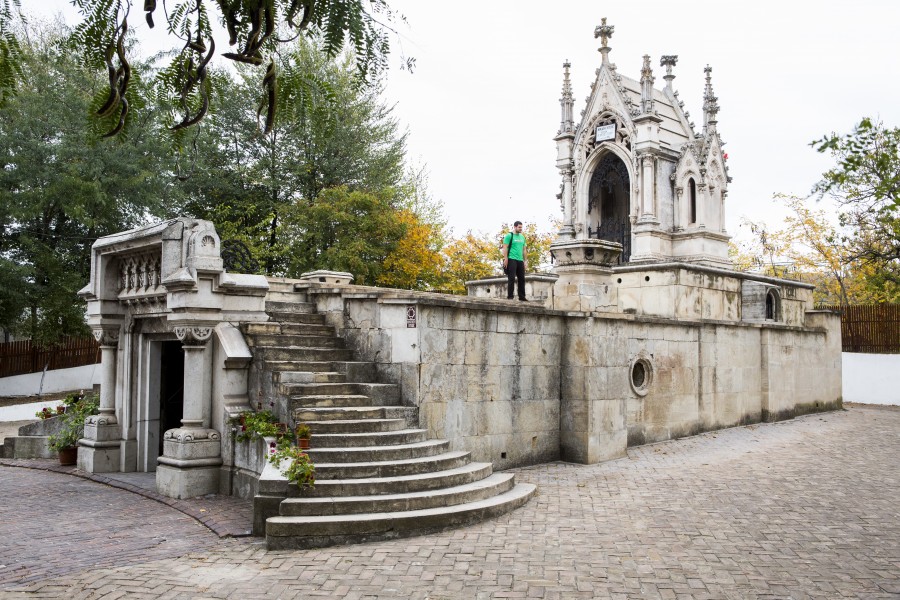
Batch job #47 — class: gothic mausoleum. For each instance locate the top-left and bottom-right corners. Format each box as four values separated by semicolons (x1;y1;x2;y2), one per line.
6;20;842;550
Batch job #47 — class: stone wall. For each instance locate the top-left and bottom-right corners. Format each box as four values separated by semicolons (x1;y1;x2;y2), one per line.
302;284;842;470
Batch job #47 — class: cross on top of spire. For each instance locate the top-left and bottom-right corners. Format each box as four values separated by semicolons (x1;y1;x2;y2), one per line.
594;18;614;49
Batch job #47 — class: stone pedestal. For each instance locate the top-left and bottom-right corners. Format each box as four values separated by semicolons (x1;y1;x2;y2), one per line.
156;427;223;498
79;327;123;472
549;239;622;312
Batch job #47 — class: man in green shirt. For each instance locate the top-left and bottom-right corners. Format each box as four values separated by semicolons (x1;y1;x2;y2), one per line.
502;221;527;301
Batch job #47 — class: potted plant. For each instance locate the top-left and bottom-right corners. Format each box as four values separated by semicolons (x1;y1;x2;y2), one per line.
48;393;98;465
270;444;315;488
295;423;311;449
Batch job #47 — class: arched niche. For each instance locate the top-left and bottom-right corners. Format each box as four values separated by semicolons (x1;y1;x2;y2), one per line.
586;151;632;262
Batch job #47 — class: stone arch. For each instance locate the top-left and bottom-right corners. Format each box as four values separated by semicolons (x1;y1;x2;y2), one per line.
576;143;636;233
576;146;634;262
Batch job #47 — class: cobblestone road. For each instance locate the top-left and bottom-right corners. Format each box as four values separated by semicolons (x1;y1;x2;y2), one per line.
1;405;898;599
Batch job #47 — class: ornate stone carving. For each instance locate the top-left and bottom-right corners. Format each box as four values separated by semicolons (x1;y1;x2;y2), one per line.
92;328;120;347
174;326;213;346
117;251;163;301
164;428;221;442
86;414;113;426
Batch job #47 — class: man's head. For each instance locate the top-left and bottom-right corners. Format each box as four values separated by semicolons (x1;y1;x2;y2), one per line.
513;221;523;233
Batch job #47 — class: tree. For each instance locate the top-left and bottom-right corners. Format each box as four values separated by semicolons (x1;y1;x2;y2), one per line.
0;23;172;342
812;118;900;293
175;37;408;276
281;185;407;284
2;1;409;136
438;231;500;294
733;194;900;305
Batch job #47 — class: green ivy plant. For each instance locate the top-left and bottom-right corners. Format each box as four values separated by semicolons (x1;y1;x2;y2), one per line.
48;392;99;452
235;409;280;442
269;444;315;488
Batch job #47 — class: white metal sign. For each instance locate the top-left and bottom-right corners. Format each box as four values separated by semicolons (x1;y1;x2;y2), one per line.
595;123;616;142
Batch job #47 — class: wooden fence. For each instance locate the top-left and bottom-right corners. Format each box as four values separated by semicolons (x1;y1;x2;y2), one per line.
817;304;900;354
0;336;101;378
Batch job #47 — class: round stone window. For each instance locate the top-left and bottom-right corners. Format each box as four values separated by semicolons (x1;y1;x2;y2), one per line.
629;356;653;396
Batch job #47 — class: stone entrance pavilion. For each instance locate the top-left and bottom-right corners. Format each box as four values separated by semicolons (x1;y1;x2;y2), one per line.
72;20;842;548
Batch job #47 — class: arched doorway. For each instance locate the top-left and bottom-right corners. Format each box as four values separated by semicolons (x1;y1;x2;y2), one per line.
587;153;631;262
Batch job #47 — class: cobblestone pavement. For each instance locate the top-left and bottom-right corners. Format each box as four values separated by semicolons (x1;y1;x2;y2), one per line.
1;405;898;599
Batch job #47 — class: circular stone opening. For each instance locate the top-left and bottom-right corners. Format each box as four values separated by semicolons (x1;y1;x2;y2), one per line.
629;357;653;396
644;275;650;282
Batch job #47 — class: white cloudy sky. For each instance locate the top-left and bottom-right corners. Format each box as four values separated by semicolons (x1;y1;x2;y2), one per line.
30;1;900;241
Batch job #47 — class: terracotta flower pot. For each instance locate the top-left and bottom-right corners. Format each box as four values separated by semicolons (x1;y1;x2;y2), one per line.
297;438;310;450
58;446;77;466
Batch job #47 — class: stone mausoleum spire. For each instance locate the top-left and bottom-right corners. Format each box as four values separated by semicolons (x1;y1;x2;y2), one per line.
558;60;574;134
703;65;720;134
594;17;614;65
660;55;678;90
640;54;655;114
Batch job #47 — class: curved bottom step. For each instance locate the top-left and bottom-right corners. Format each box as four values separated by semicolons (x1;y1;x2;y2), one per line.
266;483;536;550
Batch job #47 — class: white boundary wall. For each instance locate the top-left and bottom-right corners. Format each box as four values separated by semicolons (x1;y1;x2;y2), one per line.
842;353;900;405
0;363;100;397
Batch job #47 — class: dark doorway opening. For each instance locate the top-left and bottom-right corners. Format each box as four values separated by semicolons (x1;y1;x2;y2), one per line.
588;153;631;263
158;341;184;457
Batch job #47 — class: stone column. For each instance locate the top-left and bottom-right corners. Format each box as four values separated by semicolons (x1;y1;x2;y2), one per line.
79;325;123;473
156;325;223;499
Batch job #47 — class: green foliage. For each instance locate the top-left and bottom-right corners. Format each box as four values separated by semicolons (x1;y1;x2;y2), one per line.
812;118;900;296
0;0;24;105
235;409;280;442
0;22;173;343
283;185;407;283
269;443;315;487
295;423;311;440
12;0;408;135
48;392;99;452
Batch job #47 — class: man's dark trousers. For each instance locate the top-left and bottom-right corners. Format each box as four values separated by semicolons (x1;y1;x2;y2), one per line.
506;259;526;300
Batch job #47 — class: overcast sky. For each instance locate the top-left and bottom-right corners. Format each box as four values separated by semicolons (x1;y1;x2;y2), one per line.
31;1;900;242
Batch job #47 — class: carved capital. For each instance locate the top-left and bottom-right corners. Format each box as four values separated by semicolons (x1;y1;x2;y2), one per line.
92;327;120;347
174;326;213;347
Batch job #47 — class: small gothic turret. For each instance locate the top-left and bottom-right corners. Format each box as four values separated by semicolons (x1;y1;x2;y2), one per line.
660;55;678;90
640;55;655;114
702;65;720;135
558;61;574;135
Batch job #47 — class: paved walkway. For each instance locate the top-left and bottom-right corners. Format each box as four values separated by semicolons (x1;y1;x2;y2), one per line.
1;404;898;599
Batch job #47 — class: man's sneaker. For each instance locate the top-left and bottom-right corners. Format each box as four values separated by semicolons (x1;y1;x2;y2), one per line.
518;297;529;302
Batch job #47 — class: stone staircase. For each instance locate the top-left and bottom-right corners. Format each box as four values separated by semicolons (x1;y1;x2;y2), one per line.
244;283;535;550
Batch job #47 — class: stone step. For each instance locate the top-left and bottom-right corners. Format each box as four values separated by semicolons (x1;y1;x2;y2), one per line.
284;382;400;404
244;322;335;336
303;418;407;434
265;311;327;325
293;406;417;423
309;428;428;448
306;439;450;464
290;394;374;408
275;371;346;384
279;472;516;516
266;483;537;550
312;449;469;479
265;300;316;314
264;361;377;381
254;346;353;362
247;334;345;349
296;461;494;497
265;291;308;304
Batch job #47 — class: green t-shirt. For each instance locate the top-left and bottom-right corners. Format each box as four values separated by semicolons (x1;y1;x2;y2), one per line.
503;232;526;261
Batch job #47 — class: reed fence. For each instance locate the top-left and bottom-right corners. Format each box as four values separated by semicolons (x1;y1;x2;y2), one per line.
817;304;900;354
0;336;100;378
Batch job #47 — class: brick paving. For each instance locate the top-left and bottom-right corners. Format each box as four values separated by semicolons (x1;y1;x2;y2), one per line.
1;404;898;599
